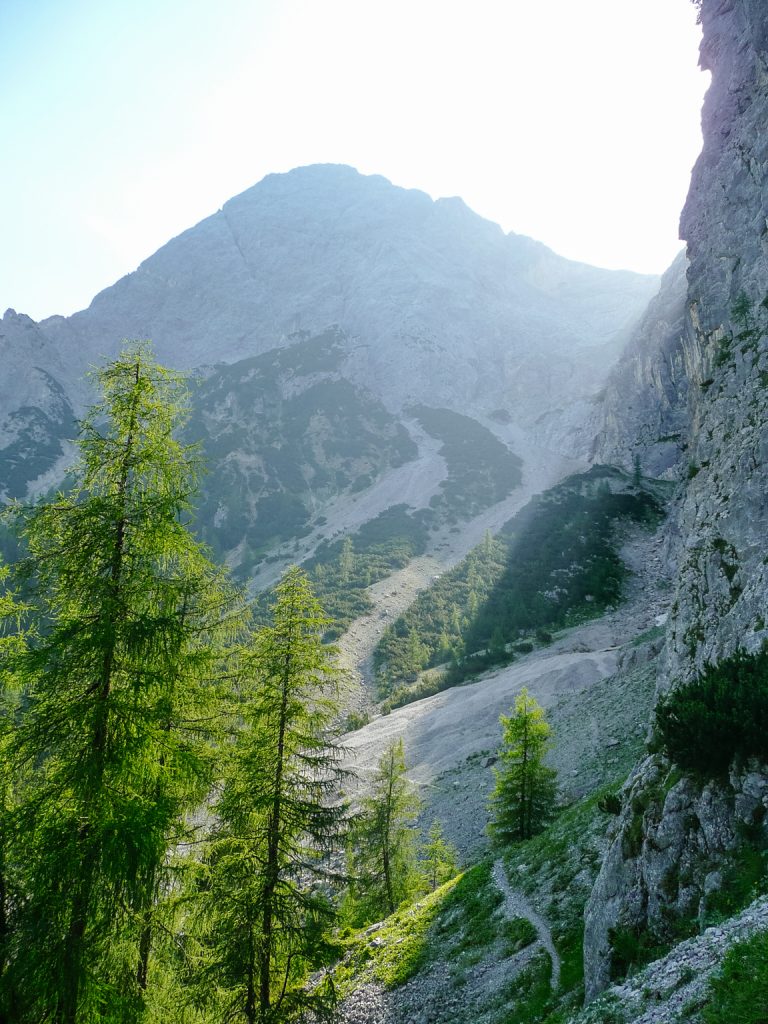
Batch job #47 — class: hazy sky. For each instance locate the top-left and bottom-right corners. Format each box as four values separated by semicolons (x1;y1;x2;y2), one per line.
1;0;707;321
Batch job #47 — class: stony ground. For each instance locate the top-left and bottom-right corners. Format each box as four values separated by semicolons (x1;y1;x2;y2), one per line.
330;521;674;1024
334;859;557;1024
574;897;768;1024
333;427;582;706
340;520;671;862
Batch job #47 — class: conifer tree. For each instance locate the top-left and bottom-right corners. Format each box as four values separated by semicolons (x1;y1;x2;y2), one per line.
488;688;557;845
348;738;420;920
0;562;31;1023
420;820;457;892
196;566;346;1024
8;345;243;1023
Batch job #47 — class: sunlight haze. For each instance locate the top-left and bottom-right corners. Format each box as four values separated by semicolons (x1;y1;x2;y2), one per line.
0;0;708;320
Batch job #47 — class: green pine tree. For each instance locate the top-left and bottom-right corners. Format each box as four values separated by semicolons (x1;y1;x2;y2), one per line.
0;561;32;1022
420;820;458;892
487;688;557;845
347;739;420;921
7;345;244;1023
195;566;346;1024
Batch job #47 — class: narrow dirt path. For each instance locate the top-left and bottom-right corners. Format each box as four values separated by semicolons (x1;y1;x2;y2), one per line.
492;859;561;991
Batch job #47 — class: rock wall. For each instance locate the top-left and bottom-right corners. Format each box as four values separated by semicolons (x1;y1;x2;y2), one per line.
585;0;768;998
591;252;691;480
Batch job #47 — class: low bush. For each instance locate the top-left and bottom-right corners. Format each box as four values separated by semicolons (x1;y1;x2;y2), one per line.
655;648;768;778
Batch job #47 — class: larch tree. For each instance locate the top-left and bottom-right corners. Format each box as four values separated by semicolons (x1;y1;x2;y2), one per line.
348;738;420;921
420;820;457;893
196;566;346;1024
0;561;31;1023
487;688;557;845
8;345;244;1024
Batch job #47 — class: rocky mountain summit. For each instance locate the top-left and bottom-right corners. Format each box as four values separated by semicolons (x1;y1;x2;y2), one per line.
1;164;658;510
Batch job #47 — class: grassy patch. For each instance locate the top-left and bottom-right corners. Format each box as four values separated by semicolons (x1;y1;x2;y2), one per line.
499;784;624;1017
431;861;503;962
630;623;665;648
333;875;462;995
503;916;538;956
703;830;768;925
495;952;554;1023
702;931;768;1024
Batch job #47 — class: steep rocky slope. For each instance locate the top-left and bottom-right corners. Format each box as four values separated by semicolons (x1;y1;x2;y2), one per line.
584;0;768;1000
592;252;691;479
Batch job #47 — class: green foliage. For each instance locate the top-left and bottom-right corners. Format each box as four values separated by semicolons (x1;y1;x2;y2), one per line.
607;925;670;982
495;952;554;1023
597;793;622;816
346;739;421;923
655;648;768;777
408;405;522;519
502;916;538;956
0;561;32;1022
192;567;346;1024
308;505;430;638
374;468;663;699
502;784;627;1013
420;820;458;892
188;331;417;570
702;830;768;925
253;504;430;640
333;874;462;997
488;689;558;846
4;345;245;1023
702;932;768;1024
431;861;503;958
465;469;661;664
374;528;508;697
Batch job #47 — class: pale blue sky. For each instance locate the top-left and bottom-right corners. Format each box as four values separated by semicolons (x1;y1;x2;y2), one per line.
1;0;707;320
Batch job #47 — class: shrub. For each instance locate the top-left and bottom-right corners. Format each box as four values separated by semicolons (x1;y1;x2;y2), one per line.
655;649;768;778
598;793;622;816
608;925;668;981
702;932;768;1024
503;916;538;955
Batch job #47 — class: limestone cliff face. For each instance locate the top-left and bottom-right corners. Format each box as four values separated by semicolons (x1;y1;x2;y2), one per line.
591;252;691;479
669;0;768;685
584;0;768;999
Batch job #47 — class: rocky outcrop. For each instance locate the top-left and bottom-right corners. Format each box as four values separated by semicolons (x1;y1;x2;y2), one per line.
584;755;768;1000
0;310;78;499
578;895;768;1024
584;0;768;1000
592;253;691;479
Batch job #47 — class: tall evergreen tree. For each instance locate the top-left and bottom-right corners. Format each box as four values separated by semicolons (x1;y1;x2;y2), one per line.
0;562;31;1023
487;688;557;845
196;566;346;1024
8;345;244;1023
347;739;420;921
